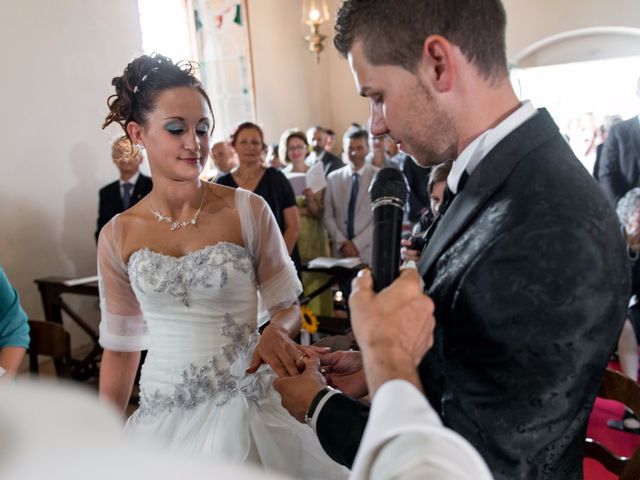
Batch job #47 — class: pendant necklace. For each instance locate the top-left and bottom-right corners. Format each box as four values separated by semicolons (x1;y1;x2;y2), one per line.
149;187;207;231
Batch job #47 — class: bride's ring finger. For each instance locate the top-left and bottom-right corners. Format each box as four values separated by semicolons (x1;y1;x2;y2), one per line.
278;351;299;377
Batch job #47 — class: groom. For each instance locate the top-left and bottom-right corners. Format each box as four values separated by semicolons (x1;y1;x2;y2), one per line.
274;0;630;478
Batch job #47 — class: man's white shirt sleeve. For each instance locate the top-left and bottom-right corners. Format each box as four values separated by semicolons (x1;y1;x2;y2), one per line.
350;380;493;480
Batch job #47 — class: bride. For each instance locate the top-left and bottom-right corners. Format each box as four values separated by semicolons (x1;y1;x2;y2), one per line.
98;53;348;479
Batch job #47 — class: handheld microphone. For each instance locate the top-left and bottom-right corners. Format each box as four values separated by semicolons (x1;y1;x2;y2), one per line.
368;168;409;292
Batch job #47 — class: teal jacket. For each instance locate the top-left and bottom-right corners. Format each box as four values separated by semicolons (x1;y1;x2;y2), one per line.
0;266;29;348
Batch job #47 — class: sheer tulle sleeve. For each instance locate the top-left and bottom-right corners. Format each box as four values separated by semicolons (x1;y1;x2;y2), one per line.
237;189;302;324
97;217;149;352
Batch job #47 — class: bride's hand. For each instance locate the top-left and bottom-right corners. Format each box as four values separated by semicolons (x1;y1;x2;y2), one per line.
247;325;304;377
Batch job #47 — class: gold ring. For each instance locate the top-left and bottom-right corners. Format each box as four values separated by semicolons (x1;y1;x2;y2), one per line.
298;353;306;362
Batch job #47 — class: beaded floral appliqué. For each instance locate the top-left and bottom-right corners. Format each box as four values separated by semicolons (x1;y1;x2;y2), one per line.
128;243;254;307
135;313;264;420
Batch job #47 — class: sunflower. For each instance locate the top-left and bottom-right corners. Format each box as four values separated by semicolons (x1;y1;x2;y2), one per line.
300;305;319;334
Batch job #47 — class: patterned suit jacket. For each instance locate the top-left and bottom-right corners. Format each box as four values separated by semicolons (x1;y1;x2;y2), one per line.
314;109;630;479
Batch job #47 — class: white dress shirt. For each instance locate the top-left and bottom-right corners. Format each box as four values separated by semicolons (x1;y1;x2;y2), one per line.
350;380;493;480
305;150;326;168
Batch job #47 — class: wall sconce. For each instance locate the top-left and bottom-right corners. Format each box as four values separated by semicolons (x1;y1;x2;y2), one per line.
302;0;330;63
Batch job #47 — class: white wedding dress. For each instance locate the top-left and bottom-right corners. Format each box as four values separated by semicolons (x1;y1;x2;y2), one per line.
97;188;348;479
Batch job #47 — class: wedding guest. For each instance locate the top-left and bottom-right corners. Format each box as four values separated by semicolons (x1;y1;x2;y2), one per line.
210;140;238;180
592;114;622;181
280;131;308;175
98;53;346;478
280;128;333;317
95;136;152;241
306;126;344;176
324;127;377;267
609;187;640;433
0;265;29;380
597;78;640;206
218;122;302;275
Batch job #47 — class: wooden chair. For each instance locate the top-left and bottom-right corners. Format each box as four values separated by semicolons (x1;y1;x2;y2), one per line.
584;368;640;479
27;320;72;378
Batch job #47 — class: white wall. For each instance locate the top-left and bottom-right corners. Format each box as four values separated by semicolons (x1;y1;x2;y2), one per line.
324;0;370;150
503;0;640;60
248;0;330;143
247;0;368;149
0;0;143;344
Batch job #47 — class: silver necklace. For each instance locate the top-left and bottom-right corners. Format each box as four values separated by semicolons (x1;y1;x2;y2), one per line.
149;187;207;231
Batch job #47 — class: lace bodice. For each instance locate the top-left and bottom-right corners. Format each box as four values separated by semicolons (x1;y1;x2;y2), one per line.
127;244;267;418
129;243;255;308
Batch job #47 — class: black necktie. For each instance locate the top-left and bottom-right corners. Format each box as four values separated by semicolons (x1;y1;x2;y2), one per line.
437;186;455;218
457;169;470;192
347;173;359;240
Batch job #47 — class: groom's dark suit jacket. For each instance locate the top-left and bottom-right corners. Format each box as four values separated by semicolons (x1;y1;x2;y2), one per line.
95;174;152;241
597;116;640;207
314;110;630;479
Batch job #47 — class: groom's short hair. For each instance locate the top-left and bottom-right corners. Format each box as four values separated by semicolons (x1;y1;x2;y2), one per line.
334;0;509;83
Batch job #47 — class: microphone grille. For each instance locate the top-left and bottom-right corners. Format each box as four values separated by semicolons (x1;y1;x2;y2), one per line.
369;167;409;204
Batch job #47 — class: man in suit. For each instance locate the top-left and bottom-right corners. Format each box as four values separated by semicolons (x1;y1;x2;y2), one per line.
306;125;345;176
323;126;378;267
210;140;238;180
592;115;622;182
597;81;640;206
95;137;152;241
274;1;630;478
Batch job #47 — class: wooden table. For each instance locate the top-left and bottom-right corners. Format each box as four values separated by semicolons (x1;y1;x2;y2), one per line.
34;277;101;381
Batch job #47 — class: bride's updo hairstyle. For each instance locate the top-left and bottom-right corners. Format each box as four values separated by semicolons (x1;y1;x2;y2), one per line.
102;53;214;137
